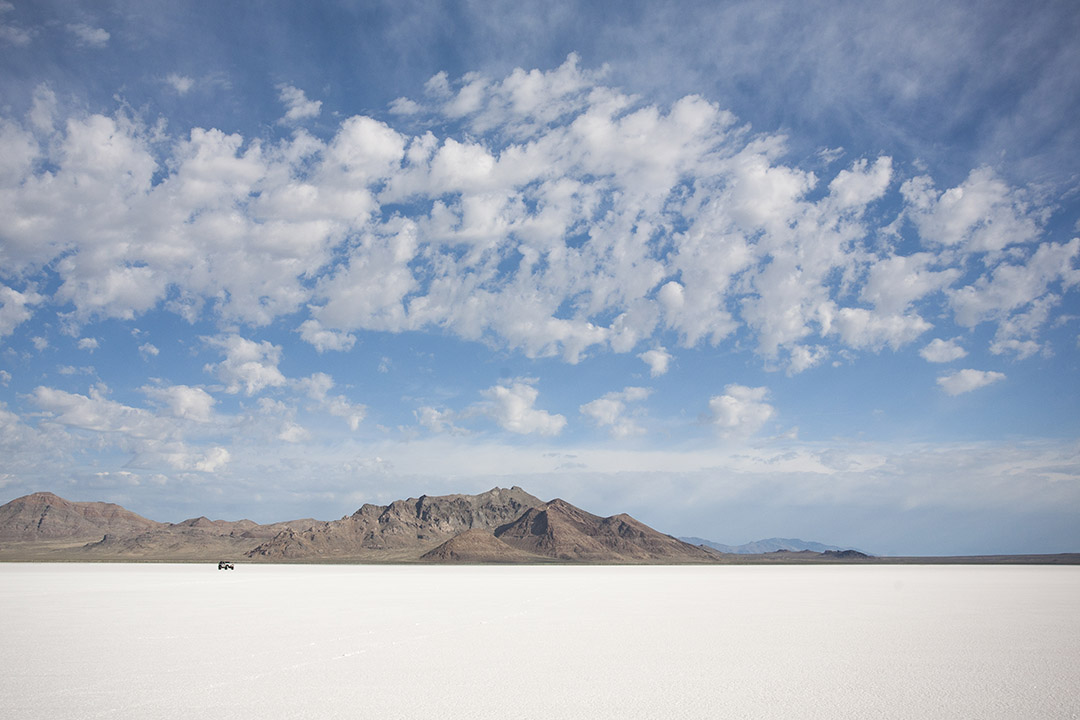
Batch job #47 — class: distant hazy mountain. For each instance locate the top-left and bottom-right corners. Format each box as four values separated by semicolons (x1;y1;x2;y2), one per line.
680;536;869;555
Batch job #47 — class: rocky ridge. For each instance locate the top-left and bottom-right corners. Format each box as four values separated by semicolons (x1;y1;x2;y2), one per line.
246;486;545;561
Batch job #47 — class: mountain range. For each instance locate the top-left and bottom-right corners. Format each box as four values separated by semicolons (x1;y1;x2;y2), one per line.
7;490;1072;564
679;536;869;555
0;488;720;564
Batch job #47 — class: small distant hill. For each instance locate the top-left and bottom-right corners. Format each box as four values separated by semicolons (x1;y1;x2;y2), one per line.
81;516;314;562
680;536;870;556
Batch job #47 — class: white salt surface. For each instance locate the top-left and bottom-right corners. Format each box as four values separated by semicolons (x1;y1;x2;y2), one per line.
2;564;1078;719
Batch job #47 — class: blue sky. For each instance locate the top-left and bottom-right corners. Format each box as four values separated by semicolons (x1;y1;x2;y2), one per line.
1;0;1078;555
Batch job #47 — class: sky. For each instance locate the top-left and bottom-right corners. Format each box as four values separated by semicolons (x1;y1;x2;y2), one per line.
1;0;1078;555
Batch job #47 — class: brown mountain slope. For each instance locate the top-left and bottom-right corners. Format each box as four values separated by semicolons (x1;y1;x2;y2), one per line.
79;518;316;561
419;529;546;563
494;498;716;563
0;491;161;541
245;486;544;561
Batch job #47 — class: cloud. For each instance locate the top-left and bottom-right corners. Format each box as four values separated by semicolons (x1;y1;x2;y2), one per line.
860;253;960;314
278;85;322;124
475;380;566;436
901;167;1042;254
322;392;366;432
141;385;216;423
638;348;672;377
920;338;967;363
949;239;1080;327
0;283;42;337
66;23;109;48
296;372;366;430
786;344;828;375
277;422;310;443
415;406;466;435
77;337;99;352
31;384;168;438
203;335;287;396
28;85;56;132
297;319;356;353
310;223;417;333
827;156;892;210
580;386;651;438
0;57;1067;376
937;369;1006;396
708;385;775;437
989;338;1041;360
138;342;159;359
389;97;421;115
987;294;1057;360
193;446;230;472
0;1;30;46
165;74;195;95
0;24;29;46
831;308;932;352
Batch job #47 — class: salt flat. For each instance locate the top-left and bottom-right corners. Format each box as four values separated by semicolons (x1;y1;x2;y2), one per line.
1;564;1077;719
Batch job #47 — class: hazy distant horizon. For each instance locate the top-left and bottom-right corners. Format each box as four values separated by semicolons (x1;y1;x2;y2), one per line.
0;2;1077;556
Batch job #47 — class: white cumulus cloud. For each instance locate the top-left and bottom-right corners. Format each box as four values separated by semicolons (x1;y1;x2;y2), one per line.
476;380;566;436
828;156;892;210
278;85;322;124
902;167;1042;254
580;387;651;438
949;239;1080;328
937;369;1006;396
193;447;230;472
708;385;775;437
298;319;356;353
831;307;932;351
638;348;672;377
0;56;1068;380
920;338;967;363
141;385;216;423
204;335;287;396
0;283;42;337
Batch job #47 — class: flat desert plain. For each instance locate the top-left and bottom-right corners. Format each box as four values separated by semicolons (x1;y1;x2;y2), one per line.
2;564;1078;719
